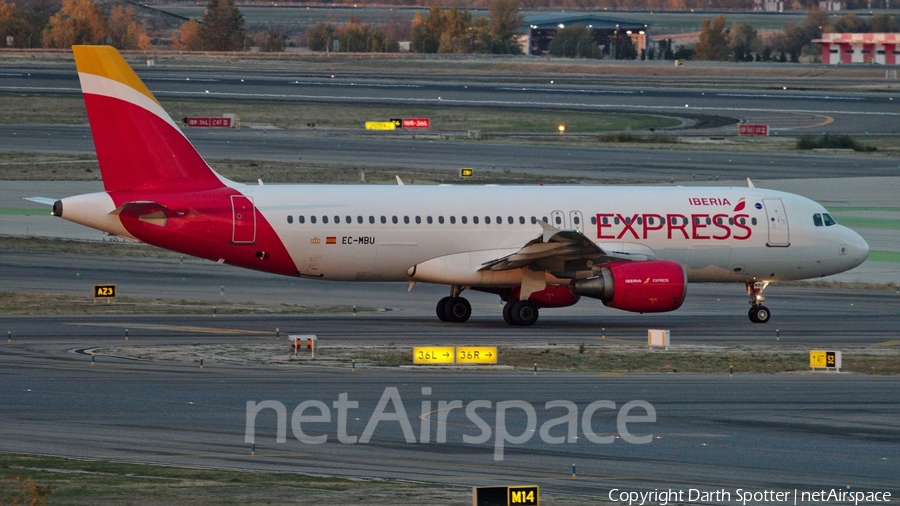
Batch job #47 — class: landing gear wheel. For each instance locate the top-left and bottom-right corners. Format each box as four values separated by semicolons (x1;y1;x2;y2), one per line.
749;305;771;324
502;301;515;325
443;297;472;323
510;301;539;326
436;297;452;322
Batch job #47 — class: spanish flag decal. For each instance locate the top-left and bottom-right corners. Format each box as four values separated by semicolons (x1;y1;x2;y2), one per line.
326;237;337;244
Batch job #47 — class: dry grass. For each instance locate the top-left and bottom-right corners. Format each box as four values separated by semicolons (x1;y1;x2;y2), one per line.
0;291;362;315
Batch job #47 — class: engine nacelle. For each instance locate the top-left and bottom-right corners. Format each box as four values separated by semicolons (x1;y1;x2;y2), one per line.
573;260;686;313
508;285;580;308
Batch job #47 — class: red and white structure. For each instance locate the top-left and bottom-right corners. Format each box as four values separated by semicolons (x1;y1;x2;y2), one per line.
814;33;900;65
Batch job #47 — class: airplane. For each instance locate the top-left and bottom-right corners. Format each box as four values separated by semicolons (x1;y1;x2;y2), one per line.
33;46;869;326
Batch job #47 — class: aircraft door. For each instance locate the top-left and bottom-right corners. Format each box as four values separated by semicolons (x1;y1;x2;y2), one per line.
231;195;256;244
551;210;565;228
569;211;584;232
762;198;789;247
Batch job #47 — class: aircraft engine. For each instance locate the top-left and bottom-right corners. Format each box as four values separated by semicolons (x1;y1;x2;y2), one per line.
573;260;687;313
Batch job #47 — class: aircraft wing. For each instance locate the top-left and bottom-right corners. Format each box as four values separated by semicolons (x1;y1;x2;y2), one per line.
478;221;652;272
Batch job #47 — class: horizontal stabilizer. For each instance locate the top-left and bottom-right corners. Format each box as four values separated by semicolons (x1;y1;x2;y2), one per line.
23;197;57;206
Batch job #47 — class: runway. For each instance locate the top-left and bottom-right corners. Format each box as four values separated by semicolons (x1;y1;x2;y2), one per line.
2;125;899;182
2;63;898;135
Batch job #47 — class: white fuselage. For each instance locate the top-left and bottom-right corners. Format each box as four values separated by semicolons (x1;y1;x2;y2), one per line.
232;184;867;284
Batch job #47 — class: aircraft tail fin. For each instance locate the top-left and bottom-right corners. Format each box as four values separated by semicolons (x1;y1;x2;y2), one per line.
73;45;225;193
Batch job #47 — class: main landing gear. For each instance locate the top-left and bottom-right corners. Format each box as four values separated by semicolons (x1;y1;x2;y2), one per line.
502;300;539;326
747;280;771;324
436;286;471;323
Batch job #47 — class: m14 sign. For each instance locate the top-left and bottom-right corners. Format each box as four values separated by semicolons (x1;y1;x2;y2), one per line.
401;118;430;129
185;117;232;128
738;124;768;136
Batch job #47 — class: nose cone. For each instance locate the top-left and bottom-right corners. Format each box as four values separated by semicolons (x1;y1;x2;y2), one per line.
843;227;869;269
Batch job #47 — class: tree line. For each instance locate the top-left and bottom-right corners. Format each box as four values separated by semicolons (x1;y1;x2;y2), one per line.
0;0;148;49
691;10;899;62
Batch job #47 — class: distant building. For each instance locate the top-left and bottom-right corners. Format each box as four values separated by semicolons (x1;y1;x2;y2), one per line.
753;0;784;12
818;1;843;11
814;33;900;64
522;14;650;58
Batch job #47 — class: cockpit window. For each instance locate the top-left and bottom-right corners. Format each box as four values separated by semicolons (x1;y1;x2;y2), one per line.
823;213;837;226
813;214;823;227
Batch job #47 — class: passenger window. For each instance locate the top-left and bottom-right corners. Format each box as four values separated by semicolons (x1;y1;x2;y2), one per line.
542;217;548;223
450;216;456;224
574;216;581;225
823;213;836;226
603;217;609;225
728;217;734;225
310;215;317;224
647;217;654;225
392;216;398;224
554;216;562;225
334;216;340;224
508;216;514;224
461;216;468;224
497;216;502;224
427;216;433;224
485;216;491;224
369;216;375;224
415;216;421;224
322;216;328;224
531;216;537;224
438;216;444;224
299;216;305;224
519;216;525;224
614;217;620;225
357;216;363;224
381;216;386;224
591;216;597;225
751;217;758;225
346;215;351;224
705;218;711;225
404;216;409;224
473;216;479;224
287;216;293;224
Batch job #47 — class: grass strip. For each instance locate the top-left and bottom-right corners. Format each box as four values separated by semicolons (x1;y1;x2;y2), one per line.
364;345;900;375
0;291;363;315
0;454;447;506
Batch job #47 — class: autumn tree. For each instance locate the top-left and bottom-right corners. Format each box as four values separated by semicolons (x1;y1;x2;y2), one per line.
42;0;107;48
693;15;729;61
171;18;201;50
487;0;522;54
437;7;473;53
0;0;32;48
305;21;335;51
870;13;899;33
199;0;244;52
250;28;286;52
108;5;148;50
410;5;443;53
729;22;759;61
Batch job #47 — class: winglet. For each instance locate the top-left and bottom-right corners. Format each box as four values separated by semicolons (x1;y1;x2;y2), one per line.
747;178;755;188
538;220;561;243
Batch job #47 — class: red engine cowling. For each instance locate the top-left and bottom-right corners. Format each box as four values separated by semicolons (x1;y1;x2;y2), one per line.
508;285;580;308
573;260;687;313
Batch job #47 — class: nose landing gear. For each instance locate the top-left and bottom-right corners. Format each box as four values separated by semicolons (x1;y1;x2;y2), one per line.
747;280;771;323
